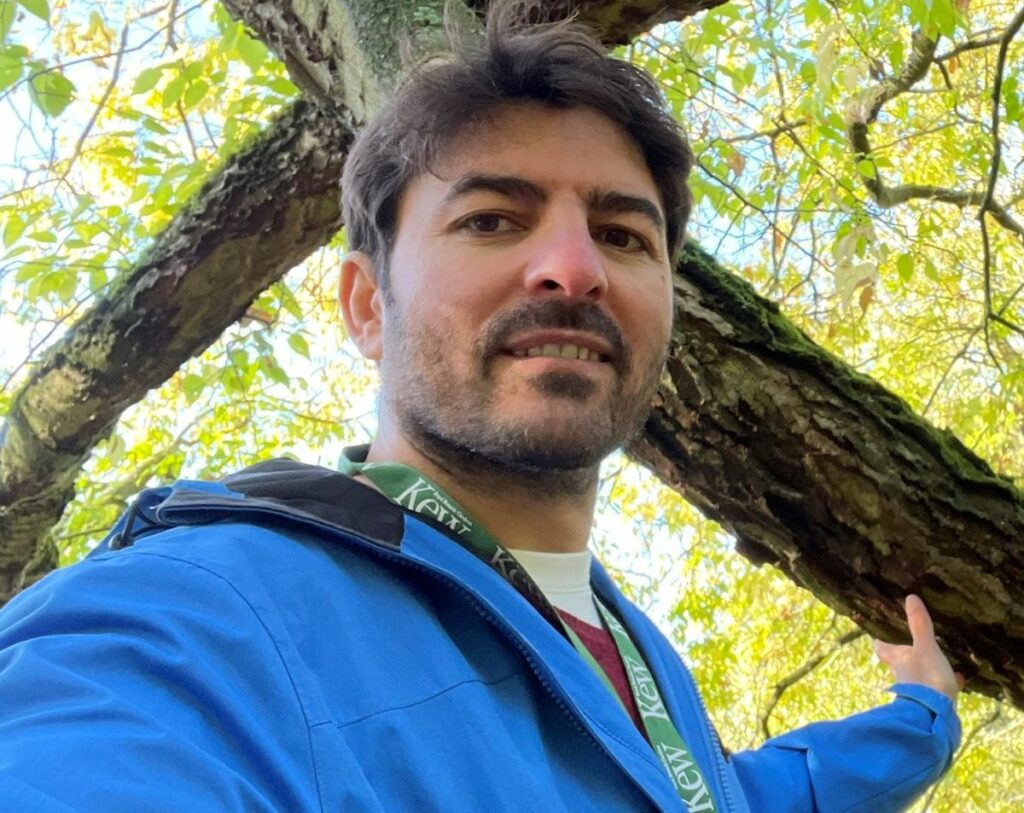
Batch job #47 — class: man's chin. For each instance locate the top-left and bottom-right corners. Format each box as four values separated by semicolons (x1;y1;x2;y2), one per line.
483;416;619;472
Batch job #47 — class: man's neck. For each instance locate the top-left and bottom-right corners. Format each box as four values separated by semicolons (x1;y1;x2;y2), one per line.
362;429;598;554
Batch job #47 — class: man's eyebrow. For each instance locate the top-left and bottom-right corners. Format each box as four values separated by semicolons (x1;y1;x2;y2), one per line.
440;174;664;233
586;188;664;232
441;174;548;207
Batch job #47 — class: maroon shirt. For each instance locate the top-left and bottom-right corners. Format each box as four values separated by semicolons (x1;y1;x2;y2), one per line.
558;609;647;736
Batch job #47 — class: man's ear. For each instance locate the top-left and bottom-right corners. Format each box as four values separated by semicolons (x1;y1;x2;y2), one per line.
338;250;384;361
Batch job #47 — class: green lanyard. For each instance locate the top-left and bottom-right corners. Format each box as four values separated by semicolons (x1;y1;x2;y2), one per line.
339;449;718;812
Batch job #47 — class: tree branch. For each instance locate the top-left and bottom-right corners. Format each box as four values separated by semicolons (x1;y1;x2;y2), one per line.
935;33;1003;62
630;242;1024;709
846;27;1024;240
0;100;353;599
760;628;867;738
979;4;1024;350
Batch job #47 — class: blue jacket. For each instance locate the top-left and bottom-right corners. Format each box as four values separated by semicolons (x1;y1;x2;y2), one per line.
0;461;960;812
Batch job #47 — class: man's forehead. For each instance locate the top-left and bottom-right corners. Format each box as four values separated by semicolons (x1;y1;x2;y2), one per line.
430;103;657;194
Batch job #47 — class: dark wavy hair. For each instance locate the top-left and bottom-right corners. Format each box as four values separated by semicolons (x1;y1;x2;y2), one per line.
340;1;693;290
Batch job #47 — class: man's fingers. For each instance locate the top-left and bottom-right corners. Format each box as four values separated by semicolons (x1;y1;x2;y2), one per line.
873;639;905;665
904;594;936;648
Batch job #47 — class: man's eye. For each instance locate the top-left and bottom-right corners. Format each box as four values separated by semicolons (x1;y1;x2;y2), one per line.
600;227;646;252
462;213;518;233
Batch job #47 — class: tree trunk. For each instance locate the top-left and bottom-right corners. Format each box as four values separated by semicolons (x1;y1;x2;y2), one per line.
1;0;1021;709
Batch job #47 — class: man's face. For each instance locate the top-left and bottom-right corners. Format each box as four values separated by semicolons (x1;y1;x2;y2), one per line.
378;103;675;476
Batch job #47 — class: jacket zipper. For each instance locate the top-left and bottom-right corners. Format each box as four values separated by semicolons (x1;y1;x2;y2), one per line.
370;546;679;813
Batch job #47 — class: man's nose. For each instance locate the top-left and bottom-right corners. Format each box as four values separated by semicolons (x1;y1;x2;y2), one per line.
523;220;609;300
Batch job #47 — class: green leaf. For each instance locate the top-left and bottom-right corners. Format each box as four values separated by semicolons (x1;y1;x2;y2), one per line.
264;76;298;97
29;67;75;117
1002;76;1021;123
930;0;957;38
219;19;242;52
906;0;930;28
0;44;25;90
182;60;205;82
289;333;311;359
803;0;827;24
27;229;55;242
275;282;303;320
235;35;267;72
799;60;816;85
88;267;107;292
18;0;47;21
141;116;171;135
702;16;728;38
17;254;54;283
229;348;249;370
182;373;206;400
70;193;93;219
99;145;133;159
896;253;914;283
855;159;877;178
261;356;290;386
1005;92;1021;125
133;67;162;95
2;212;25;246
57;268;76;302
161;73;187;108
182;79;208;109
0;1;15;43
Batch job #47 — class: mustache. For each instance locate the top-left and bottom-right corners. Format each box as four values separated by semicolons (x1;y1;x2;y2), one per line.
480;300;629;372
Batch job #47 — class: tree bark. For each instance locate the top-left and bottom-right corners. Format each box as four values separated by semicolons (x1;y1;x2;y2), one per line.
2;0;1022;710
628;243;1024;706
0;100;351;597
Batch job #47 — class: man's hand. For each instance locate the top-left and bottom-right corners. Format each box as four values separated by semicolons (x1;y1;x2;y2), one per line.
874;594;965;703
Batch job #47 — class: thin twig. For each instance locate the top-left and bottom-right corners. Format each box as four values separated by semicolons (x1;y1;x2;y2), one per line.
935;34;1003;62
165;0;182;52
978;3;1024;353
59;21;132;183
709;121;807;145
760;629;867;739
177;100;200;161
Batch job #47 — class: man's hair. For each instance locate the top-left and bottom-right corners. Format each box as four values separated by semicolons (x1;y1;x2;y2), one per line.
340;1;693;290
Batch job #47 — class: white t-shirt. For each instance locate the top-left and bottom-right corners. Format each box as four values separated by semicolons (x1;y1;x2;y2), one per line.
506;547;600;626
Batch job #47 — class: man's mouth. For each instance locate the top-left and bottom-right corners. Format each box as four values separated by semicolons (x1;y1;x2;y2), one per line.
501;343;611;363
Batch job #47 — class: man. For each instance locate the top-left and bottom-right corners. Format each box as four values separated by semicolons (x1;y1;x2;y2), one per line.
0;5;961;811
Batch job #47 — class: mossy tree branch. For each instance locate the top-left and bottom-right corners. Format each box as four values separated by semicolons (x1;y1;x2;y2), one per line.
629;243;1024;709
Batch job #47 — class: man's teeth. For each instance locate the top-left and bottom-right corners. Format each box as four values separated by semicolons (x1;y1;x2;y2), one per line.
511;344;598;361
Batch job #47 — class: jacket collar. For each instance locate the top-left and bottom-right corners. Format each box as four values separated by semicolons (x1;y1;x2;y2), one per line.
108;458;405;552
